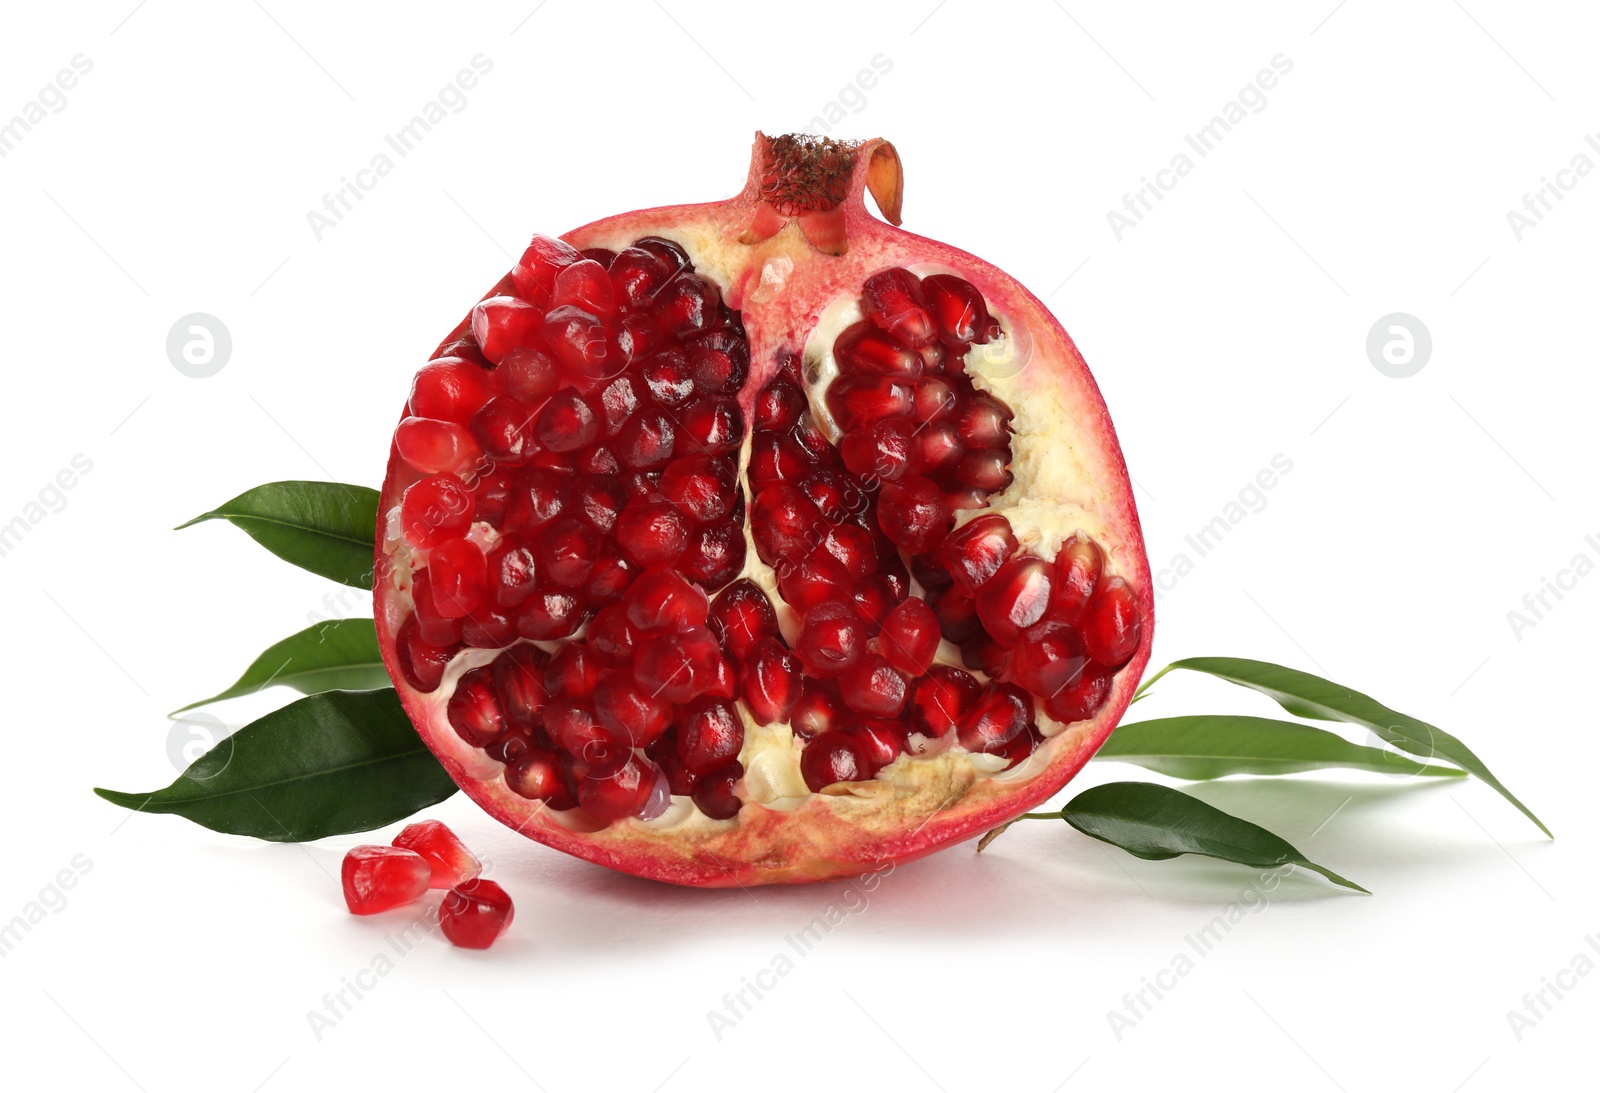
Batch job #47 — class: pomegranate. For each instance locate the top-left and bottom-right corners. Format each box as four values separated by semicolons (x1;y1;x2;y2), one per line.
375;134;1153;886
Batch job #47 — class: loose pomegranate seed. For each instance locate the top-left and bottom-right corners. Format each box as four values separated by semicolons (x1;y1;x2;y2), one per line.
743;637;801;723
861;267;937;348
492;643;548;724
975;556;1054;646
795;600;867;677
594;675;672;746
840;654;909;717
428;538;488;618
677;698;745;774
879;597;940;676
660;454;736;522
552;258;616;315
1008;621;1088;699
847;720;907;773
1081;576;1141;667
750;484;822;565
909;665;983;738
957;683;1031;753
515;589;585;640
401;473;474;548
342;846;431;915
876;475;950;553
1044;661;1114;722
625;566;709;632
633;627;723;703
470;296;542;364
800;731;870;791
440;878;515;950
410;358;492;424
615;493;690;566
533;391;599;453
792;678;844;740
392;820;481;889
396;615;457;693
825;375;914;431
691;761;744;820
506;746;574;807
512;234;580;305
921;274;1001;346
448;668;509;747
586;603;639;665
940;514;1018;595
707;580;778;660
754;377;805;430
396;417;480;475
839;417;917;482
833;320;924;381
578;756;661;820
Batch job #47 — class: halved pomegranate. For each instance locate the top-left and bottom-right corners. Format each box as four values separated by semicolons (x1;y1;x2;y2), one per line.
375;134;1153;886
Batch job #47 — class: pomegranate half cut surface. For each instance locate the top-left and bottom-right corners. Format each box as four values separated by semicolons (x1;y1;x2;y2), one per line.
375;134;1153;886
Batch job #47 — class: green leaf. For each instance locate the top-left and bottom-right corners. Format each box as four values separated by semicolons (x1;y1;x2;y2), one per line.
1062;781;1367;892
178;481;380;588
96;690;454;841
171;618;390;715
1151;657;1549;837
1095;715;1469;780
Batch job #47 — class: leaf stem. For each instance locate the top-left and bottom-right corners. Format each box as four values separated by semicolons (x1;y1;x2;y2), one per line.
1130;663;1174;704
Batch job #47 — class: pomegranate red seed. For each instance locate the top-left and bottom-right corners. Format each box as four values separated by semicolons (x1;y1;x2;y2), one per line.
396;616;457;693
515;589;585;640
460;604;517;649
578;756;661;820
840;654;909;717
850;573;901;631
586;603;639;665
706;652;738;699
470;296;542;364
440;878;515;950
625;566;709;632
825;375;915;431
795;600;867;677
642;348;695;407
634;235;691;270
654;274;720;336
779;549;852;613
493;345;559;404
743;638;801;723
633;627;722;703
574;474;627;533
469;396;538;464
597;374;643;437
691;761;743;819
506;746;573;807
677;698;745;774
610;246;674;308
392;820;481;889
754;377;805;430
952;450;1013;493
876;475;950;554
847;720;907;773
448;668;509;747
655;744;698;795
551;258;616;315
708;580;778;660
792;678;844;740
401;473;475;548
909;665;983;738
975;556;1053;646
798;468;864;523
921;274;1001;346
396;417;480;475
409;358;491;424
473;469;515;520
750;484;822;565
545;643;602;700
931;585;981;643
615;493;690;566
677;396;742;455
1045;661;1114;722
504;468;568;533
800;731;870;791
815;523;877;581
839;416;917;482
541;305;610;379
957;683;1031;753
1047;537;1103;626
486;537;537;609
492;643;548;724
961;632;1007;676
587;546;638;605
660;454;736;522
861;267;937;348
594;674;672;746
879;597;940;676
939;514;1018;595
957;391;1013;449
535;519;598;587
913;377;959;422
833;320;924;381
512;233;580;305
996;723;1042;769
748;432;808;488
687;330;749;393
545;703;629;771
1008;621;1088;698
914;422;963;478
616;410;678;470
678;521;746;589
342;846;431;915
533;391;599;453
1081;576;1141;667
427;538;488;618
412;575;465;647
791;418;832;462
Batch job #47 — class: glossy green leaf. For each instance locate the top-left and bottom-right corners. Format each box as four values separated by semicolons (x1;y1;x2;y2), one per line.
96;690;454;841
1143;658;1549;836
171;618;390;715
178;481;379;588
1062;781;1367;892
1095;715;1468;780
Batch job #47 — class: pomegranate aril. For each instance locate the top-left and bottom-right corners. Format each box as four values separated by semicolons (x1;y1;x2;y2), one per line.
791;418;833;462
470;296;542;364
544;643;601;700
485;537;536;609
755;377;805;430
401;473;475;549
1081;576;1141;668
642;349;696;407
594;674;672;746
997;723;1042;769
578;755;660;820
953;450;1013;493
473;469;514;521
861;267;937;348
440;878;514;950
799;468;863;523
625;566;709;632
633;627;722;703
342;847;431;915
1045;661;1114;722
796;600;867;677
512;233;580;305
932;586;981;643
743;637;801;724
515;589;585;640
448;667;509;748
574;474;627;533
687;330;749;394
586;603;640;665
833;320;923;381
541;305;611;380
615;492;690;566
610;246;674;309
633;235;691;270
530;391;597;453
910;665;983;738
551;258;616;315
545;703;629;771
660;454;735;522
750;484;822;566
938;514;1017;595
677;396;742;456
779;549;852;613
748;433;808;488
840;654;908;717
656;745;698;795
922;274;1001;346
879;597;940;676
876;475;951;554
460;604;517;649
597;374;642;437
957;391;1013;449
409;359;491;425
678;520;745;589
396;416;479;474
792;678;844;740
847;720;907;774
800;731;871;791
616;410;678;470
850;573;901;632
691;761;743;820
587;546;638;605
535;519;598;588
396;615;457;693
677;698;745;774
826;375;915;432
492;643;548;724
816;522;877;581
913;377;959;423
961;632;1008;676
975;556;1053;646
503;468;568;533
654;274;720;337
1008;621;1088;699
428;538;488;618
392;820;480;889
708;580;778;660
957;683;1031;753
839;416;917;482
493;345;559;404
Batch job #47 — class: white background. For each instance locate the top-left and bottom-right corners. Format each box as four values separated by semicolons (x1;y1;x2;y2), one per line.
1;2;1594;1090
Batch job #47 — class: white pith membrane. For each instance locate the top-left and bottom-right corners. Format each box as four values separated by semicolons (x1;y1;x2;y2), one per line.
377;240;1144;845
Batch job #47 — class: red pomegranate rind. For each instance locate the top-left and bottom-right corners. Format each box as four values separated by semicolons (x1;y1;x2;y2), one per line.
375;134;1153;886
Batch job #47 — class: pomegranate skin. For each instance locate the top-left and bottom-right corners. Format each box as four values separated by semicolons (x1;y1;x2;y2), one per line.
376;134;1153;886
